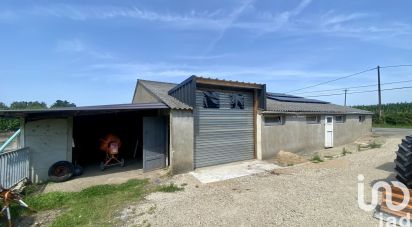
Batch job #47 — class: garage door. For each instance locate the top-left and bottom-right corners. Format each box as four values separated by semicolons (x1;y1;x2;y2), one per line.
194;90;254;168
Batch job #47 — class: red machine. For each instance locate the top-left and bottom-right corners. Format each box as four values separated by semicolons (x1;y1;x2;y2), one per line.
99;134;125;170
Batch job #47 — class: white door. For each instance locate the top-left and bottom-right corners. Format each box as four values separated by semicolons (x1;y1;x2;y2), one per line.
325;116;334;148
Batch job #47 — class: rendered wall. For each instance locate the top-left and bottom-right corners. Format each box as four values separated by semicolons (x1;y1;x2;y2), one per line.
260;114;372;159
133;84;161;103
169;110;194;173
25;118;72;183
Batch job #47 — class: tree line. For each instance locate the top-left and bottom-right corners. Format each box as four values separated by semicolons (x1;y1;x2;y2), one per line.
0;100;76;132
353;102;412;127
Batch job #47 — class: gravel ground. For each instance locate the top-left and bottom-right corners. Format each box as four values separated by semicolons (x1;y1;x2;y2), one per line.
120;137;402;227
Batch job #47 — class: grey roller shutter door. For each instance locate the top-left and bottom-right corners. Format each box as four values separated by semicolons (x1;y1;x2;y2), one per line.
194;91;254;168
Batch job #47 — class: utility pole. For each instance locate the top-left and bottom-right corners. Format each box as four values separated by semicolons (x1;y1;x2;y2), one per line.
377;65;382;120
344;89;347;106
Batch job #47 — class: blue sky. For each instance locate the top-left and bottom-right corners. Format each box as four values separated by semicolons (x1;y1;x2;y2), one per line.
1;0;412;106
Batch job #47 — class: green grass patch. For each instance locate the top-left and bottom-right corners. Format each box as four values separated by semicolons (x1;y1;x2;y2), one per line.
157;183;184;193
310;154;324;163
7;179;158;227
341;147;351;156
368;141;382;149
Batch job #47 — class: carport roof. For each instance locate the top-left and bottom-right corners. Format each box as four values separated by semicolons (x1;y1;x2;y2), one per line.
0;103;168;118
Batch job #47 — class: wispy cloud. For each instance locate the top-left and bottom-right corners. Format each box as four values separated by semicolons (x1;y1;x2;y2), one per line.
56;39;114;59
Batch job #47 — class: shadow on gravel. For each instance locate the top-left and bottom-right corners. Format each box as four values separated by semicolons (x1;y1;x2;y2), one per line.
376;162;396;172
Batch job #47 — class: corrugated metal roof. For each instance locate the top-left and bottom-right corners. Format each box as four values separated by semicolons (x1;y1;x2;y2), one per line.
265;98;372;114
0;103;168;118
138;80;192;110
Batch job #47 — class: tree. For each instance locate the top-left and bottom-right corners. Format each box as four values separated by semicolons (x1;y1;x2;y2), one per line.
0;102;8;110
50;100;76;108
10;101;47;110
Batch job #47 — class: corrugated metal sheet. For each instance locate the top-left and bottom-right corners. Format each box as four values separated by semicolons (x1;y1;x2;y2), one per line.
194;90;254;168
168;77;196;107
0;147;29;189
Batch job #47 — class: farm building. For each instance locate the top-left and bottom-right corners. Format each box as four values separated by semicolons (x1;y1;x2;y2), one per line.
0;76;372;183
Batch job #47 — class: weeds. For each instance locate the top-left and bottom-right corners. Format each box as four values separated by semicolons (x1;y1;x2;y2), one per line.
310;154;324;163
157;183;184;193
342;147;351;156
368;141;382;149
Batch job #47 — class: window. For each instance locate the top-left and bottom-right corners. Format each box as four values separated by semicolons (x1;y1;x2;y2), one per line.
335;115;345;123
306;115;320;124
359;115;365;123
265;115;284;125
230;94;245;109
203;91;220;108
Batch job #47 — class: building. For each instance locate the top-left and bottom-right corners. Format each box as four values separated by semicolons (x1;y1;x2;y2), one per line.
0;76;372;182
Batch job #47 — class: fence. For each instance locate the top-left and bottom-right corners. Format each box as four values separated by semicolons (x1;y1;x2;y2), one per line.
0;147;29;189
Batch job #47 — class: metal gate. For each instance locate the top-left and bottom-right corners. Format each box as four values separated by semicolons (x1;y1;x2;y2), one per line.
194;90;254;168
143;117;167;172
0;147;29;189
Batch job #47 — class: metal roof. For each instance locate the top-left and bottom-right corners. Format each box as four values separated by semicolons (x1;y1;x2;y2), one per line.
265;98;372;115
267;92;329;104
0;103;168;118
138;80;192;110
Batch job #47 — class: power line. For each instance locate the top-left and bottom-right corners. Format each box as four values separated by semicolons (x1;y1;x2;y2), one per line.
305;86;412;98
380;64;412;69
286;67;376;93
292;79;412;95
286;64;412;94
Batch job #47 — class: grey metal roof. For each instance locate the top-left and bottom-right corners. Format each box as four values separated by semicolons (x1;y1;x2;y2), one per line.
138;80;192;110
0;103;168;118
265;98;372;115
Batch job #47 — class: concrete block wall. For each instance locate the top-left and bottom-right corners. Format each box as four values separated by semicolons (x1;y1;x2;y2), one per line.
259;114;372;159
169;110;194;173
25;118;72;183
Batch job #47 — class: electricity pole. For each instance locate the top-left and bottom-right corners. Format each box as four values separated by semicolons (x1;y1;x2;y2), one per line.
344;89;347;106
377;65;382;120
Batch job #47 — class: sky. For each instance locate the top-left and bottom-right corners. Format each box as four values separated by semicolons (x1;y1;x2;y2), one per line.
1;0;412;107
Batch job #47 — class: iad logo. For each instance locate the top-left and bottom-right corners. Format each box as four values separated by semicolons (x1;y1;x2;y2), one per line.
357;174;411;226
357;174;410;212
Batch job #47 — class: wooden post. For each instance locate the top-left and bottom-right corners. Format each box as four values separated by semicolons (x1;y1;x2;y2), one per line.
344;89;347;106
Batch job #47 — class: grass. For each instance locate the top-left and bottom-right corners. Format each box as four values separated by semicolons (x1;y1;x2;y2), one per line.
310;154;324;163
341;147;351;156
4;179;184;227
368;141;382;149
373;123;412;129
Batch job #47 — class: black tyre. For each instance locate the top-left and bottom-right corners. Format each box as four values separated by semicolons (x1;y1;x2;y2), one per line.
48;161;74;182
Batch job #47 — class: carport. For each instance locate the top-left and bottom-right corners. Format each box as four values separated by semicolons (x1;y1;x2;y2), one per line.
0;103;170;183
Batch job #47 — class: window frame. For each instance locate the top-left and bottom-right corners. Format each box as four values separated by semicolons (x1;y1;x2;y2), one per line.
306;115;321;124
202;91;220;109
264;115;284;126
335;115;345;123
358;115;365;123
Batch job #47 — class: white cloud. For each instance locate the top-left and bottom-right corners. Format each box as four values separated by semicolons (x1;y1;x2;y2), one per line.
55;39;114;59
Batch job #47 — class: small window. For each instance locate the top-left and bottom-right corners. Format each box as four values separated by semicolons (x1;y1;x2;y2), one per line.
335;115;345;123
265;115;284;125
203;91;220;108
306;115;320;124
230;94;245;109
359;115;365;123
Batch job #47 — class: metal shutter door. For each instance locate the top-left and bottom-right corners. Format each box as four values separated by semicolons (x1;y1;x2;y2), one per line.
194;91;254;168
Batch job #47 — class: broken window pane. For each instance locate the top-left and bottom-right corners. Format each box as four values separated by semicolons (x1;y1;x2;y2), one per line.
203;91;220;108
230;94;245;109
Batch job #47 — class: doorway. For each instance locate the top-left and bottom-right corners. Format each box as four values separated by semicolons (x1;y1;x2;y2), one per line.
325;116;334;148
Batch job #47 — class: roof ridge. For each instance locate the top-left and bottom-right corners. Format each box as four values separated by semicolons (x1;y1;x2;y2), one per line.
138;79;177;86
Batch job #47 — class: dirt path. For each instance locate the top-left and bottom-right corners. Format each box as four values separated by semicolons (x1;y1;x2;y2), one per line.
120;137;402;226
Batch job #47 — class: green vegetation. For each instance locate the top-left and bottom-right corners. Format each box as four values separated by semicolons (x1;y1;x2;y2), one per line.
368;141;382;149
157;183;184;193
342;147;351;156
310;154;324;163
0;100;76;132
6;179;184;227
353;102;412;128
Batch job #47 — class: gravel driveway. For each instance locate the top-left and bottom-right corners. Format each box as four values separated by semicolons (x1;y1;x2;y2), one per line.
121;137;402;226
